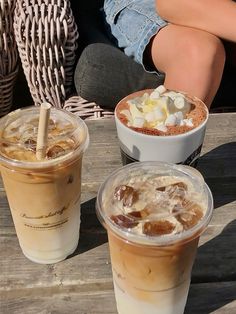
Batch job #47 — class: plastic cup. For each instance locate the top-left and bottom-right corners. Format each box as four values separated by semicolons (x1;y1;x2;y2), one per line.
115;89;209;166
0;106;89;264
96;161;213;314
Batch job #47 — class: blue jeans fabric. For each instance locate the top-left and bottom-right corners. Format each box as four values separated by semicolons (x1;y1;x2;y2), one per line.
103;0;167;74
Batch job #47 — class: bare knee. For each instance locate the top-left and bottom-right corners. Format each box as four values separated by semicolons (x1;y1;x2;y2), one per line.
151;26;226;106
184;33;226;72
152;26;226;75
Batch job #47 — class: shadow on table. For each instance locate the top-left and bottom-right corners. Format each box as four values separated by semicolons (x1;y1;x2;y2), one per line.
70;142;236;256
197;142;236;209
188;142;236;312
68;197;108;257
185;219;236;313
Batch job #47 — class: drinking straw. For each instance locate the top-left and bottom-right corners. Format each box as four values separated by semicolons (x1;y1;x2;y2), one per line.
36;103;51;160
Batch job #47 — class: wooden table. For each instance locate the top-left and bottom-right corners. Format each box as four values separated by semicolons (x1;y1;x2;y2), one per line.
1;113;236;313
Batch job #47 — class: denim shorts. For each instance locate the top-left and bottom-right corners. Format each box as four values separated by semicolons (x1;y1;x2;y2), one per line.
103;0;168;75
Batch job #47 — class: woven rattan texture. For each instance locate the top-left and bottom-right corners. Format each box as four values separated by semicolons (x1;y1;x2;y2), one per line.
14;0;78;108
64;95;114;120
0;0;18;116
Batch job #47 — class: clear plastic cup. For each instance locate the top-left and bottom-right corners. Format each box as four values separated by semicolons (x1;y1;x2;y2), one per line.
0;106;89;264
96;161;213;314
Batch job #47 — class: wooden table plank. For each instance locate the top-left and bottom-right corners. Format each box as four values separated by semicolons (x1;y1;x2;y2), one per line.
1;282;236;314
0;113;236;313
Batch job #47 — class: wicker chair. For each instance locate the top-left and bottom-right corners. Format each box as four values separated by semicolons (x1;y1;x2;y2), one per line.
0;0;18;117
13;0;115;119
64;95;114;120
14;0;79;109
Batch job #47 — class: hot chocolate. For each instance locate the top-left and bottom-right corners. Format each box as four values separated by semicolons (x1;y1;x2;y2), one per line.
114;86;209;165
116;86;207;136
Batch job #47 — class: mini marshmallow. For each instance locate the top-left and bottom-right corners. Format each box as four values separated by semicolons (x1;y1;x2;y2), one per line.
165;114;177;126
120;110;133;123
133;117;145;128
183;118;194;127
164;91;178;100
154;107;166;121
129;103;143;120
155;85;166;94
174;96;186;109
174;95;191;115
128;94;147;107
155;123;167;132
145;111;156;122
158;95;171;107
125;87;193;129
174;111;184;125
149;90;160;100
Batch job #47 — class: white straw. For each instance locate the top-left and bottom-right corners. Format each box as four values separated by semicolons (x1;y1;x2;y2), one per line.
36;103;51;160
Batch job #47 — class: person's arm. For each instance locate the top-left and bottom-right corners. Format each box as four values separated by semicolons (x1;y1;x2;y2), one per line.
156;0;236;42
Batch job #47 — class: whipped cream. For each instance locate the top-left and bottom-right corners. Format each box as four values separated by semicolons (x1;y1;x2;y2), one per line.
121;86;193;132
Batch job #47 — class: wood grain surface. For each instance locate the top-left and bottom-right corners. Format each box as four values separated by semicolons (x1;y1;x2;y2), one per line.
1;113;236;314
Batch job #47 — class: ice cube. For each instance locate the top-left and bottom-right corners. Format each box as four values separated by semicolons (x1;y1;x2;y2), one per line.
46;145;65;158
114;185;139;207
166;182;187;196
143;220;175;236
110;214;138;229
24;138;37;151
156;186;166;192
48;118;56;129
176;203;203;230
128;208;150;219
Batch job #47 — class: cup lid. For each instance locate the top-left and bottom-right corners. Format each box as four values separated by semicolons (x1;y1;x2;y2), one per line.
96;161;213;246
0;106;89;169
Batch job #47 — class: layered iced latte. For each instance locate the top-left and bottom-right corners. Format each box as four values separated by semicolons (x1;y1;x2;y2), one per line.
96;161;213;314
0;107;89;264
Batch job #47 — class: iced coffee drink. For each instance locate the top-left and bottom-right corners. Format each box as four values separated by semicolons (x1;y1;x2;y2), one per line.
96;161;213;314
115;86;209;165
0;106;89;264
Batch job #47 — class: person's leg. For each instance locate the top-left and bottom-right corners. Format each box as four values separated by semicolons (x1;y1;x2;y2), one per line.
149;24;226;108
75;43;164;109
